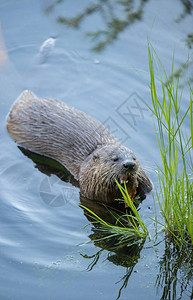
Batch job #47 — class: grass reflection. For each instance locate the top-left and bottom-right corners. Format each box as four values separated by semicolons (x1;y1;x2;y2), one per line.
80;221;144;300
156;239;193;299
45;0;149;51
45;0;193;52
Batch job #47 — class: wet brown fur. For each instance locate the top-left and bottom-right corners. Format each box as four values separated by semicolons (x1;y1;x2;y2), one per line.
6;90;153;203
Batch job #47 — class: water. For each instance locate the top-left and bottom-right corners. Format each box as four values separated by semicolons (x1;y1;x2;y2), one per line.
0;0;192;299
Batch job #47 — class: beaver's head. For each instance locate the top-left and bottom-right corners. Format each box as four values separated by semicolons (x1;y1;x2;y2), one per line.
78;144;142;203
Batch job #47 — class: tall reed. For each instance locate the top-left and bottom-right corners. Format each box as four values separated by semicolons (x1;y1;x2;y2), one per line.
148;43;193;247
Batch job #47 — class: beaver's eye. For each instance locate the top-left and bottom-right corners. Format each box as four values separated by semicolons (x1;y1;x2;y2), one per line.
112;155;119;162
93;154;99;161
132;156;136;161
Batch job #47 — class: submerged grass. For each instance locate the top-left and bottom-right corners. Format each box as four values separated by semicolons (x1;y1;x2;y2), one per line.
148;43;193;247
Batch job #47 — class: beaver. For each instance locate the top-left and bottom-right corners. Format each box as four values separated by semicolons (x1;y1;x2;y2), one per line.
6;90;152;204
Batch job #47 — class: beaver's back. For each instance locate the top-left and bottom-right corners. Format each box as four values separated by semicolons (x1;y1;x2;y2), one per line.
6;91;118;178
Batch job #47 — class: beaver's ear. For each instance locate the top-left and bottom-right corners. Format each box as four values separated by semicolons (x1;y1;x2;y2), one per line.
93;154;100;161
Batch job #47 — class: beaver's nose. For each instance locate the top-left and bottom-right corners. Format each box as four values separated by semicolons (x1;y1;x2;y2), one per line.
123;161;136;170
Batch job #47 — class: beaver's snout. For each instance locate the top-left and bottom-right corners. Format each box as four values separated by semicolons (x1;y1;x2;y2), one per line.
123;160;137;171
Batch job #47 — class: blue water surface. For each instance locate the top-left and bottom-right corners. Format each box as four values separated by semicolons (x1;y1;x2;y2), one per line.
0;0;192;299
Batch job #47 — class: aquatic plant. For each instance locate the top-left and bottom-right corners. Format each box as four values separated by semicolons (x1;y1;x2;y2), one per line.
80;44;193;254
148;43;193;248
80;182;148;249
